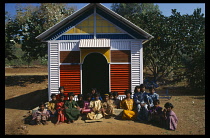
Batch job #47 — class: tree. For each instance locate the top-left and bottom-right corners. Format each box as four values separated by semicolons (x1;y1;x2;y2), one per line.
111;3;161;24
5;11;18;60
142;9;205;84
9;3;76;67
112;4;205;88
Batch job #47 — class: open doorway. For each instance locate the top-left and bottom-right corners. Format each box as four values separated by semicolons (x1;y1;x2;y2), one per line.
82;52;109;96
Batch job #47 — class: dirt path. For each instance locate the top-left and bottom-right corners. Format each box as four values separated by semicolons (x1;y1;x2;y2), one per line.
5;67;205;135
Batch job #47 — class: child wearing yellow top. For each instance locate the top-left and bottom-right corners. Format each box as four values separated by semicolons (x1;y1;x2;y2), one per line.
120;90;136;120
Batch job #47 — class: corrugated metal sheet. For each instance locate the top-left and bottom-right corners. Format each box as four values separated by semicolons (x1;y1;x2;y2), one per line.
60;65;81;95
79;39;110;48
131;41;141;92
49;42;59;95
60;42;80;51
110;64;131;95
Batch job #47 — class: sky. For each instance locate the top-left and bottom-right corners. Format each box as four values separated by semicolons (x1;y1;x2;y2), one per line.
5;3;205;18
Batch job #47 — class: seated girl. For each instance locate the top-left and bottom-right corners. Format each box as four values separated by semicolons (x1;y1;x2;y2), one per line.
56;93;67;125
82;93;92;114
148;99;163;124
87;93;103;120
64;92;81;124
56;86;68;101
120;90;136;120
161;102;178;130
76;94;84;113
148;87;159;107
112;91;121;109
47;94;57;123
90;88;102;101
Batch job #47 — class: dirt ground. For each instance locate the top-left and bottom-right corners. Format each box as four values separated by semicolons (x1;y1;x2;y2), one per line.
5;66;205;135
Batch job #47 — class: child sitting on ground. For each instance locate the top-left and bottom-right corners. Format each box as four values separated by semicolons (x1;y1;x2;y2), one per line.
31;102;50;125
120;90;136;120
47;94;57;123
161;102;178;130
112;91;121;109
77;94;84;113
56;93;67;125
56;86;68;101
148;99;163;124
148;87;159;105
65;92;81;124
134;84;149;121
87;93;103;120
82;93;92;114
101;94;114;118
90;88;102;101
109;92;114;100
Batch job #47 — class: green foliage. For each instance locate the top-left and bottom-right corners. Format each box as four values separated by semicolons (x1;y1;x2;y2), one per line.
112;4;205;88
5;11;18;60
111;3;160;24
5;3;76;67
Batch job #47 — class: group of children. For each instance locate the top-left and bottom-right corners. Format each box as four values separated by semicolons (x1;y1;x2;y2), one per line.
31;85;178;130
121;84;178;130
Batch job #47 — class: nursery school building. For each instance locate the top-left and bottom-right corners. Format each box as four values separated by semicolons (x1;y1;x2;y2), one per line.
36;3;154;101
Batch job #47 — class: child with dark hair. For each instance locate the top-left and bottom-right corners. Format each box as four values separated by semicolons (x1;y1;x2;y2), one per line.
133;84;149;121
90;88;102;100
77;94;84;112
87;93;103;120
47;94;57;123
109;92;114;100
148;87;159;105
120;90;136;120
82;93;92;114
148;100;163;124
161;102;178;130
55;93;67;125
112;91;121;109
56;86;68;100
101;94;114;118
31;102;50;125
65;92;80;123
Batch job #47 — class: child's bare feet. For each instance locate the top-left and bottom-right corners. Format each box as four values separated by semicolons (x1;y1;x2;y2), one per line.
56;121;60;125
37;121;42;125
42;121;48;125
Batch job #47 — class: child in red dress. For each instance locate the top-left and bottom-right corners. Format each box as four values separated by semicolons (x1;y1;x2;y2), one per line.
56;93;67;125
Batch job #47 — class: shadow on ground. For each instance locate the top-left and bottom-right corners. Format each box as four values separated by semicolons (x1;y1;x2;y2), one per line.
5;88;48;110
5;75;47;87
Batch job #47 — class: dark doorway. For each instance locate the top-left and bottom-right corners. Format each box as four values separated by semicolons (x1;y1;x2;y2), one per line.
82;53;109;96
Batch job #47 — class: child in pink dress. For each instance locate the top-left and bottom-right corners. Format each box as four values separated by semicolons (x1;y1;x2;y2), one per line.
82;93;92;114
161;102;178;130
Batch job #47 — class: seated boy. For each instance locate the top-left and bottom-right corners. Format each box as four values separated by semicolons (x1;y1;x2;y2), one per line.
30;102;50;125
101;93;114;118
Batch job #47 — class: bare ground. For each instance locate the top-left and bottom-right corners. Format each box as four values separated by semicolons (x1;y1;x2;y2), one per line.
5;66;205;135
